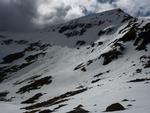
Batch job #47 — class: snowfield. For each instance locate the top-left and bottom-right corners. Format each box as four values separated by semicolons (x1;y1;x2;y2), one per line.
0;9;150;113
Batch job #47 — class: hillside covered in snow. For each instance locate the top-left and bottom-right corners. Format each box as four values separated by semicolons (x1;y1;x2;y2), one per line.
0;9;150;113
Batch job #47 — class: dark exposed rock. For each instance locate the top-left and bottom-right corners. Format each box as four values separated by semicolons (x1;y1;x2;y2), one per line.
24;41;49;52
98;26;115;36
106;70;110;73
24;110;40;113
19;62;34;69
59;23;92;37
39;109;52;113
84;23;92;29
23;88;87;110
67;108;89;113
59;26;70;33
119;28;136;42
0;71;7;83
17;76;52;94
97;41;103;46
76;85;84;89
144;60;150;68
94;70;110;78
1;51;25;64
0;62;33;83
140;55;148;60
87;60;93;66
99;42;124;65
0;41;49;83
91;79;101;83
25;53;46;62
105;27;114;34
98;30;106;36
119;22;150;51
91;48;96;53
15;40;28;45
7;62;33;73
37;104;67;113
0;91;8;98
3;39;13;45
122;99;135;102
127;78;150;83
101;49;122;65
135;25;150;51
75;40;86;47
64;28;87;37
121;15;133;23
74;63;84;71
0;40;49;83
105;103;125;112
136;69;142;73
98;20;104;26
112;42;124;51
21;93;43;104
119;23;131;34
53;104;67;111
127;104;132;107
65;31;80;37
14;75;41;85
0;91;10;101
122;99;129;102
140;55;150;68
0;91;9;101
90;42;95;47
80;28;86;35
94;73;103;78
81;67;86;72
67;105;89;113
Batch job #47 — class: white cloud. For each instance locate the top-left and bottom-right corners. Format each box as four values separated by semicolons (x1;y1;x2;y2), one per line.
34;0;114;26
0;0;150;31
115;0;150;16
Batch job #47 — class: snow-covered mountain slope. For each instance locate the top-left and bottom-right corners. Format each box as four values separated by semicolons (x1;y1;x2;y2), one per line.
0;9;150;113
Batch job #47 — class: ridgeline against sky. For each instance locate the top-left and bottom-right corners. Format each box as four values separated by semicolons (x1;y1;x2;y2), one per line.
0;0;150;31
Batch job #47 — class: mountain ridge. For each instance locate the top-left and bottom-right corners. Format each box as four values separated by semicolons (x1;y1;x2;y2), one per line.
0;8;150;113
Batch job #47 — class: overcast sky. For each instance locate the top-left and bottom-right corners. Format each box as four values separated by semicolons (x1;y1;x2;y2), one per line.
0;0;150;32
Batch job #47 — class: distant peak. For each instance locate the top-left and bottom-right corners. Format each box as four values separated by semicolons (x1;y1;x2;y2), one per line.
97;8;128;15
115;8;124;12
48;8;132;30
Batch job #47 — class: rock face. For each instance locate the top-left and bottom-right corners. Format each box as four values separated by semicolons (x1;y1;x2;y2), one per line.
67;105;89;113
105;103;125;112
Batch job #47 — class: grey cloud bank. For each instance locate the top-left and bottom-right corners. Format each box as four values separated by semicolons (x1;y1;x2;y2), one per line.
0;0;150;32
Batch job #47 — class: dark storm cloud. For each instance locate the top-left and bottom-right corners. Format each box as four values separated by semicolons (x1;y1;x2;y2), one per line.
0;0;37;31
0;0;150;32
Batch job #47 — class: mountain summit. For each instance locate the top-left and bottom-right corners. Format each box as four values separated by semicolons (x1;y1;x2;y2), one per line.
0;9;150;113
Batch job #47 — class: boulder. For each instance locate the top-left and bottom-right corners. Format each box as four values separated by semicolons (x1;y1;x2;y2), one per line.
105;103;125;112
